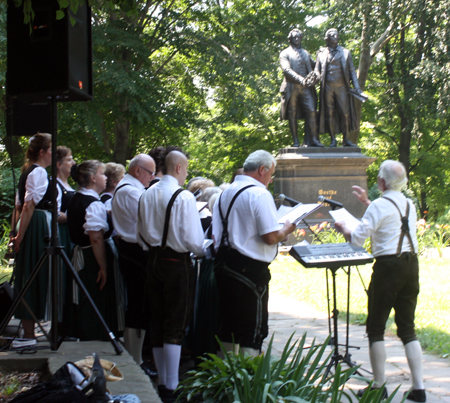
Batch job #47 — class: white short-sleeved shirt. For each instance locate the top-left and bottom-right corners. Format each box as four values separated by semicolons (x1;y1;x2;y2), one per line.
351;189;418;257
77;188;109;234
111;174;145;244
24;166;49;205
18;165;62;211
137;174;205;256
212;175;280;263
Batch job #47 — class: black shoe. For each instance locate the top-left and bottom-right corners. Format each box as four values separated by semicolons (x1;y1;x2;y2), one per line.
329;139;337;147
140;362;158;379
343;140;357;147
157;385;166;396
404;389;426;402
357;386;388;399
309;139;325;147
159;386;184;403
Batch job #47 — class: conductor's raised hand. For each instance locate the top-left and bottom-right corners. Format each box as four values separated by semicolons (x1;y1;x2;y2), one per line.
352;186;371;207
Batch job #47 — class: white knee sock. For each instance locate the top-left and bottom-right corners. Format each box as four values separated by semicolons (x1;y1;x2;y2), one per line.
153;347;166;386
164;343;181;391
240;347;260;357
123;327;146;365
405;340;424;390
218;342;240;358
369;341;386;388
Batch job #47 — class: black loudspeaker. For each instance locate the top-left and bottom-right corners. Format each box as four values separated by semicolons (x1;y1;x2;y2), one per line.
7;0;93;102
6;97;52;137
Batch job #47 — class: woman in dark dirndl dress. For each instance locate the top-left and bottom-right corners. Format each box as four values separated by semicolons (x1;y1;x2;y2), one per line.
67;160;124;341
11;133;53;339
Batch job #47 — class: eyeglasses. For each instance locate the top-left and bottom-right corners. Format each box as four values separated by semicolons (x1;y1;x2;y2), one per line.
139;166;155;176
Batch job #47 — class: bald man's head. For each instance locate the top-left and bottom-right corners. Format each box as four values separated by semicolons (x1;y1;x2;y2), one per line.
166;150;189;186
129;153;155;187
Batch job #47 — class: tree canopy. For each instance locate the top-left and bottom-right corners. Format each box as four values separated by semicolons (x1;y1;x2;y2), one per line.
1;0;450;219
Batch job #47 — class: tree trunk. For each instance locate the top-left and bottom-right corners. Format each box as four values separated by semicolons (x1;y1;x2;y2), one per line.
113;119;130;165
113;95;130;165
420;190;428;219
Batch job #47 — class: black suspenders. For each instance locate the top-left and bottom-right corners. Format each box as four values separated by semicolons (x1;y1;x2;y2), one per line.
138;187;184;249
383;196;416;256
217;184;255;249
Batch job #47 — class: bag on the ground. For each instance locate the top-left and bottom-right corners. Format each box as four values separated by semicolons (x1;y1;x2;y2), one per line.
10;353;138;403
74;356;124;382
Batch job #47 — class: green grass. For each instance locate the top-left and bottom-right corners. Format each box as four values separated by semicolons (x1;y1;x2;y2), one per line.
269;254;450;359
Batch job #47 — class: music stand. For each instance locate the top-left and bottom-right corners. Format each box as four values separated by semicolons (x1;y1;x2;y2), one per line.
289;243;373;377
323;264;369;377
0;97;123;355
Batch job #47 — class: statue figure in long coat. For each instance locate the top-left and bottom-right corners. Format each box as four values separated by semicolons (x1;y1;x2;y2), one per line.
280;29;323;148
315;28;362;147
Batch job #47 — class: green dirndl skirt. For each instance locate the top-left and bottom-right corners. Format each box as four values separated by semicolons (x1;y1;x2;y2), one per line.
14;209;52;321
192;257;220;359
70;238;124;341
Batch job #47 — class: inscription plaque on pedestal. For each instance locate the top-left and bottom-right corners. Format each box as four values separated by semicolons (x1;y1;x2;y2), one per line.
274;147;376;232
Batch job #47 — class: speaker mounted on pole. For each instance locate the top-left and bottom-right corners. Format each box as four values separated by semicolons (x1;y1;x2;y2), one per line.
7;0;93;102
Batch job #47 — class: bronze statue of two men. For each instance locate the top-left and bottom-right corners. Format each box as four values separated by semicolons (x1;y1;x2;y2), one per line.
280;28;363;148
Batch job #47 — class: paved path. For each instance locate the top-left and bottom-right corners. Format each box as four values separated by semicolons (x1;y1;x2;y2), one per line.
267;293;450;403
2;294;449;403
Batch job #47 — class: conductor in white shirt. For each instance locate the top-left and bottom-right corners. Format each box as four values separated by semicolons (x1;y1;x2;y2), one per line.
212;150;296;357
335;160;426;402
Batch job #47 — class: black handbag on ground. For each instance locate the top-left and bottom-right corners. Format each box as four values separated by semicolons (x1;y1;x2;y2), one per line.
10;353;114;403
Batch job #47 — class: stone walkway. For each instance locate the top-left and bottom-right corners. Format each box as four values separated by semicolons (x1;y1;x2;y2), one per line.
268;293;450;403
1;294;449;403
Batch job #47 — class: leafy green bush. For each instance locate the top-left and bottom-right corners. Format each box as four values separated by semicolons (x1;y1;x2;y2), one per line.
0;166;20;223
416;219;450;256
0;222;11;268
179;333;400;403
310;222;346;245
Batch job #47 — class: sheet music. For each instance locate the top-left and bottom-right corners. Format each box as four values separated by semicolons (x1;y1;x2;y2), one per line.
277;203;322;226
329;208;361;232
276;205;293;220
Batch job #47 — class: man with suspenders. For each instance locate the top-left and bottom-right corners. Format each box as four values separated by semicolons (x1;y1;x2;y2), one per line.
335;160;426;402
111;154;156;372
138;150;205;403
212;150;296;357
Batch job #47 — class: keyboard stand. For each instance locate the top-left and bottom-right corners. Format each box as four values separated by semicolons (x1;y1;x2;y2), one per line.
324;264;371;378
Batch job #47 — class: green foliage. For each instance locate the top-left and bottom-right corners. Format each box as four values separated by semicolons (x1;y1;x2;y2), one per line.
3;0;450;220
0;221;12;269
367;184;381;202
0;166;20;223
180;333;401;403
416;219;450;257
309;222;346;245
181;334;345;402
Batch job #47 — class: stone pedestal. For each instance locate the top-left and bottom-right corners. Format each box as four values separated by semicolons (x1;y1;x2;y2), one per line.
274;147;376;226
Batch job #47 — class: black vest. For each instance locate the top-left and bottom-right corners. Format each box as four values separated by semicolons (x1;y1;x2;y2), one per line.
100;193;112;203
57;180;75;213
18;165;51;210
67;193;110;246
